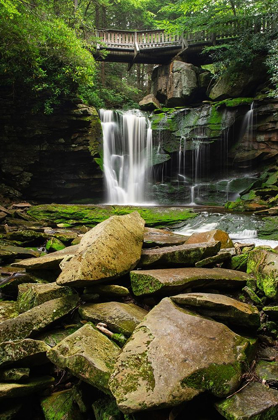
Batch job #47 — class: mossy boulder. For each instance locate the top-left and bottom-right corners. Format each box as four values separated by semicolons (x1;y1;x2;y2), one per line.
17;282;76;313
27;204;196;228
109;297;251;413
79;302;148;336
0;295;79;342
47;324;120;393
56;212;145;287
130;267;253;297
139;241;221;269
0;339;50;367
171;292;260;328
45;238;66;253
247;247;278;299
215;382;278;419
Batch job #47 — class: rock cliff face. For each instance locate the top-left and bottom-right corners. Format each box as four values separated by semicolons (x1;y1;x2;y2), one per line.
0;89;103;204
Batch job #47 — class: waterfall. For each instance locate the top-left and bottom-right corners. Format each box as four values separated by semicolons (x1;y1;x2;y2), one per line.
240;102;254;142
100;109;153;204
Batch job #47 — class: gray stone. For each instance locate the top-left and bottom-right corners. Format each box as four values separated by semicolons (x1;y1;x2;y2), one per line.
215;382;278;419
109;297;251;413
79;302;148;336
47;324;120;393
56;212;145;287
130;267;252;296
139;241;221;269
0;295;79;342
171;292;260;328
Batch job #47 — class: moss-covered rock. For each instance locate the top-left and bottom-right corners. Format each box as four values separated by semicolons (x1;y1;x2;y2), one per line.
215;382;278;419
45;238;66;253
247;247;278;299
41;389;84;420
130;267;252;297
17;282;76;313
27;204;196;228
79;302;148;336
47;324;120;393
83;284;129;298
0;339;50;367
109;298;251;413
92;396;123;420
0;295;79;342
0;301;19;323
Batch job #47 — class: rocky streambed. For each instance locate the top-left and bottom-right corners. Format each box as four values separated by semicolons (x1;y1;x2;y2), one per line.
1;205;278;419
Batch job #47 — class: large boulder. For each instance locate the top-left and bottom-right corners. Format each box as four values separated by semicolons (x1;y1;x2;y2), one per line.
47;324;120;393
139;94;161;111
56;212;145;287
130;267;253;296
109;298;252;413
151;61;207;106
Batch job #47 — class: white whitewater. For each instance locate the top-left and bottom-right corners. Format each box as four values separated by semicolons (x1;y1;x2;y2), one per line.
100;109;153;204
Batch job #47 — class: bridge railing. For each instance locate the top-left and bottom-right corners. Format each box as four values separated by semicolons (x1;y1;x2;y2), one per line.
96;29;181;50
96;14;277;51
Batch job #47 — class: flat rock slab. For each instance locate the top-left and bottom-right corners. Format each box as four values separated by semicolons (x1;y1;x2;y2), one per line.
109;298;251;413
0;339;50;367
79;302;148;336
83;284;129;298
0;376;54;399
130;267;253;296
56;212;145;287
215;382;278;419
195;252;232;268
17;282;75;313
143;227;188;248
0;245;40;262
12;245;78;270
0;295;79;342
186;229;234;249
139;242;221;269
47;324;120;393
171;292;260;328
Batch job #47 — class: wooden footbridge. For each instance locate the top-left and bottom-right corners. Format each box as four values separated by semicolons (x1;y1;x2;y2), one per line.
94;14;277;66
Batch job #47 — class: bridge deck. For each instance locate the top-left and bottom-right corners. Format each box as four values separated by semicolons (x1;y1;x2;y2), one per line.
94;14;277;65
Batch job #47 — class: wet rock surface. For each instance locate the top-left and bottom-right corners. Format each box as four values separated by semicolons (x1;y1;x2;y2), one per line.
1;208;278;419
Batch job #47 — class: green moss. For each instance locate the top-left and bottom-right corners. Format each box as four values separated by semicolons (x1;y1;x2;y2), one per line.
27;204;196;228
214;97;254;109
182;362;242;397
93;397;122;420
208;106;223;137
45;238;65;252
130;273;162;296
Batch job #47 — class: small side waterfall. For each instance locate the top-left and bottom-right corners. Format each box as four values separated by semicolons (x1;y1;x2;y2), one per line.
100;109;153;204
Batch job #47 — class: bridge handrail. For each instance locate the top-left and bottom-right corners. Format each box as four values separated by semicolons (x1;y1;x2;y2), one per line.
96;14;277;51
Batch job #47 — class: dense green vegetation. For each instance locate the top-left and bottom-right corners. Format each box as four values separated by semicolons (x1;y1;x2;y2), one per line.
1;0;277;112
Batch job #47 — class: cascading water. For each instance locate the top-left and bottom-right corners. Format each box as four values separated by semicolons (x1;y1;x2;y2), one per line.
100;109;153;204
